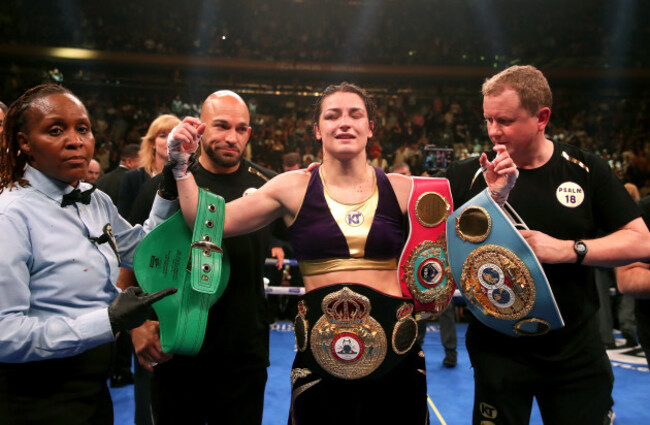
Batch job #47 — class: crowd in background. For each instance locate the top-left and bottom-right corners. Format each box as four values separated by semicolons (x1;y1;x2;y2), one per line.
19;85;645;196
2;68;648;192
2;0;649;69
2;0;649;193
1;3;649;424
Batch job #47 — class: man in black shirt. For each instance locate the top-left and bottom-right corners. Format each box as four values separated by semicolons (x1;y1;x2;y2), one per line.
131;90;282;425
446;65;650;425
96;143;140;205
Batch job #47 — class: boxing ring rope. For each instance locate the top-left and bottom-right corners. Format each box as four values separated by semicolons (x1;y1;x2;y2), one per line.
263;258;305;295
265;258;299;267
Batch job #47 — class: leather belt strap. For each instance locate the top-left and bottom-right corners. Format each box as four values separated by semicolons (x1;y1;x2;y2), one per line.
134;189;229;355
446;189;564;337
398;177;456;318
189;189;226;294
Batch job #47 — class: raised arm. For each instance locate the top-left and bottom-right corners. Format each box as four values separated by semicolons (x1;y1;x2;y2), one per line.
161;116;203;229
169;117;291;237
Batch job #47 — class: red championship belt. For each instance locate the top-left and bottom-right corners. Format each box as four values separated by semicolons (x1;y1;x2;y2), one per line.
397;177;456;318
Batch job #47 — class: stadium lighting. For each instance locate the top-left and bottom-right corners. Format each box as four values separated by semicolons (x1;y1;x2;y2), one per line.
47;47;100;60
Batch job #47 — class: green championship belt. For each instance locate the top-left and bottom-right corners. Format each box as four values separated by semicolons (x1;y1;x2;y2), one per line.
134;189;229;355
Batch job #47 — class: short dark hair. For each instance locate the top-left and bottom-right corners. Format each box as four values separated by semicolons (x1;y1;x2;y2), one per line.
283;152;301;168
312;82;377;126
0;84;78;192
120;143;141;160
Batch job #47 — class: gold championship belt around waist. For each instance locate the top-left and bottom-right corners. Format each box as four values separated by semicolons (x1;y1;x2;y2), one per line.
293;284;418;380
446;189;564;337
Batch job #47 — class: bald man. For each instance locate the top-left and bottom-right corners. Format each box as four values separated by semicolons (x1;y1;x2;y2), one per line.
84;159;101;184
131;91;282;425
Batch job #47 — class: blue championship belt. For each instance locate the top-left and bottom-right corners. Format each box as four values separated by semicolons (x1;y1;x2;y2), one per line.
446;189;564;337
134;189;229;355
398;177;456;318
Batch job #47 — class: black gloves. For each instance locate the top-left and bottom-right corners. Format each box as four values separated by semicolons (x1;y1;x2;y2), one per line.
158;154;197;200
158;160;179;200
108;286;177;334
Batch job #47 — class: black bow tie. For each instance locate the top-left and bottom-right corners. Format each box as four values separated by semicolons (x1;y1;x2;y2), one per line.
61;186;96;207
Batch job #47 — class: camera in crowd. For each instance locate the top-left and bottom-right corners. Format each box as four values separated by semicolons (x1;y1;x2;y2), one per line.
423;145;454;177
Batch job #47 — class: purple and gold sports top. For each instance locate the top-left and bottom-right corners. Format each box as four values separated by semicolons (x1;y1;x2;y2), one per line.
287;165;405;275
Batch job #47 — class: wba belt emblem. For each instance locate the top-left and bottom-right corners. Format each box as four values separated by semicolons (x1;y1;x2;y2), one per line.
310;287;387;380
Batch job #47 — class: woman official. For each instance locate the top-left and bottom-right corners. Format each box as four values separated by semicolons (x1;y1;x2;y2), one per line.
0;84;177;424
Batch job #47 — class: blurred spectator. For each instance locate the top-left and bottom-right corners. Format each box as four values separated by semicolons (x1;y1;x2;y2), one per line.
96;143;141;205
390;161;411;176
84;158;102;184
369;150;389;172
118;114;179;218
302;145;316;166
393;142;413;167
282;152;301;171
0;101;7;137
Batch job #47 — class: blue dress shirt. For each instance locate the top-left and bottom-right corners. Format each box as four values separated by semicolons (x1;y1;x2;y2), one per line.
0;165;177;363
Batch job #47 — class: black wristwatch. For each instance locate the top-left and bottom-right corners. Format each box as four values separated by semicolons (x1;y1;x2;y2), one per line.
574;240;588;265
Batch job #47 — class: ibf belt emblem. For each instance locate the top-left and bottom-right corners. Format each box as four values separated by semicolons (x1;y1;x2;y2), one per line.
345;210;364;227
461;245;535;320
310;287;386;380
402;233;454;308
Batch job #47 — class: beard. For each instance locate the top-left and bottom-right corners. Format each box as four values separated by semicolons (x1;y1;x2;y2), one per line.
203;142;243;168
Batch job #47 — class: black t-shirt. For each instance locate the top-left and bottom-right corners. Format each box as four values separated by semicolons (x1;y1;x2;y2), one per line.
446;140;640;363
118;167;151;219
129;159;277;369
127;175;160;225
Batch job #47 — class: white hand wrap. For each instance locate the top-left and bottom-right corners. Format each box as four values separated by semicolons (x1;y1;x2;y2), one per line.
484;167;518;205
167;125;193;180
